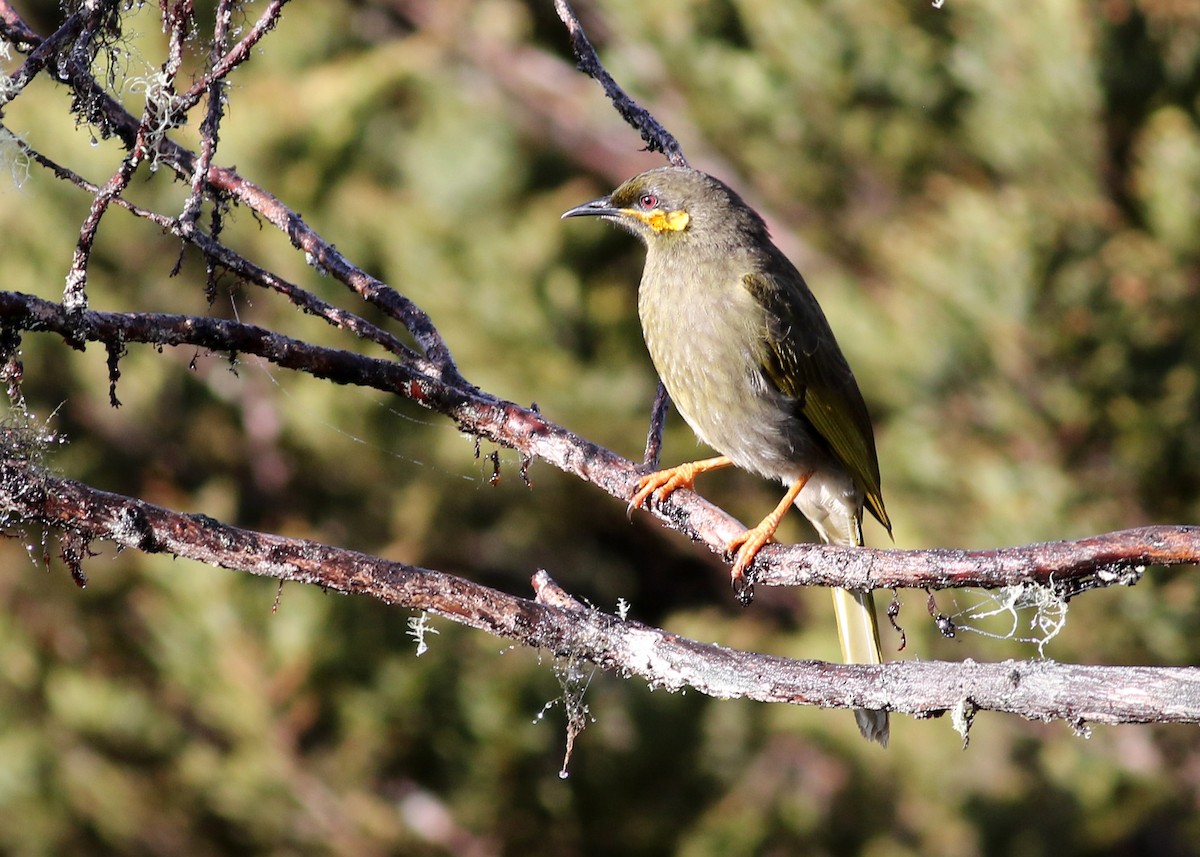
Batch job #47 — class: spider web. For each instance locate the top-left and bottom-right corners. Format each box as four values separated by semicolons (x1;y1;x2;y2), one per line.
949;583;1068;656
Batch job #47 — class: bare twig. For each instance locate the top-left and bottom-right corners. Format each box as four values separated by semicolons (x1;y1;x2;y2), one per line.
0;0;110;98
174;0;290;115
0;2;39;47
551;0;679;473
0;1;463;384
63;0;195;312
18;142;419;363
642;381;669;468
179;0;229;231
553;0;687;167
63;126;146;312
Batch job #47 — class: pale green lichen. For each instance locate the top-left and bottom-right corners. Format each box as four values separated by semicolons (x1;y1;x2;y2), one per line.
0;125;30;189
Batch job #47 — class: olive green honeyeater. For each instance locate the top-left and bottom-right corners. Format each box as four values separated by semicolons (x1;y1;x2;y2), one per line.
564;166;891;745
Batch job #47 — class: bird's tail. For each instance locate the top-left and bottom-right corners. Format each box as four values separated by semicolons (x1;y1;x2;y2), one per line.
830;585;889;746
822;508;889;745
793;481;890;745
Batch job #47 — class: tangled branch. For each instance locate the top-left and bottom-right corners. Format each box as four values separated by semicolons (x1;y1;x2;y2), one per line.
0;0;1196;735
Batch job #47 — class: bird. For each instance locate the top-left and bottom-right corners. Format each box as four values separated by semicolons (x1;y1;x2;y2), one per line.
563;166;891;744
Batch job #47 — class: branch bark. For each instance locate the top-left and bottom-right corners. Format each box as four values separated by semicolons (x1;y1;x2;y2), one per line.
2;290;1196;595
2;456;1197;730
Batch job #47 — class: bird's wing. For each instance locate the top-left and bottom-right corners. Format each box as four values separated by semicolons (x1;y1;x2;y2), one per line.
743;268;891;534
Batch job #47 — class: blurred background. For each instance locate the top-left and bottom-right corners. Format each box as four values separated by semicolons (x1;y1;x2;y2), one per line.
1;0;1199;854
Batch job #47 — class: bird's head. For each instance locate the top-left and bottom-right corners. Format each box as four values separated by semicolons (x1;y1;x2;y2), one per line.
562;166;766;251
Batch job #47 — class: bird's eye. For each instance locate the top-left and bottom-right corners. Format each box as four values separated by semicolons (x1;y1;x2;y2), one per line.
638;194;659;209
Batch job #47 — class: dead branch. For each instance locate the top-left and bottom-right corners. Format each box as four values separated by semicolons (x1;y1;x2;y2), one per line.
1;456;1197;730
0;290;1195;597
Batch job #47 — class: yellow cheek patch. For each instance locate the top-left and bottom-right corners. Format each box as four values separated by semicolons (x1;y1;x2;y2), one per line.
625;208;691;233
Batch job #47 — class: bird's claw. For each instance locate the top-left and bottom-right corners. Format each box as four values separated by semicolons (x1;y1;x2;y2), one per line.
726;527;775;606
626;467;696;517
729;546;757;605
731;566;755;605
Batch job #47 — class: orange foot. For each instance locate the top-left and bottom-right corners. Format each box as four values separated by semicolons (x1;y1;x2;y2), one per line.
628;456;732;513
726;475;811;603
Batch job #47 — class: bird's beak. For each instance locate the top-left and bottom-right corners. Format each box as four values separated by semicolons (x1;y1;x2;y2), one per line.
561;196;621;219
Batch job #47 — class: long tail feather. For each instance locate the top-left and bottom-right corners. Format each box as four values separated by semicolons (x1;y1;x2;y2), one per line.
830;586;889;746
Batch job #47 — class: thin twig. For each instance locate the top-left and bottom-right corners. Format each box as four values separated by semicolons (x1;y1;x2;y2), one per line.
18;141;420;363
642;381;669;468
0;0;105;97
180;0;224;231
174;0;289;115
64;0;181;312
0;2;463;384
553;0;687;166
553;0;681;476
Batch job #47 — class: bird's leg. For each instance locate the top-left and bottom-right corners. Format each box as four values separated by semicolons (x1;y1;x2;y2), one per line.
629;455;733;513
726;474;811;594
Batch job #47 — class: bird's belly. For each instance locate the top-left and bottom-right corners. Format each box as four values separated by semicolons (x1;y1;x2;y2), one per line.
640;298;809;481
672;371;799;478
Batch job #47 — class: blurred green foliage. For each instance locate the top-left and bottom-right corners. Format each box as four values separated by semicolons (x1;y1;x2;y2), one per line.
1;0;1199;854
